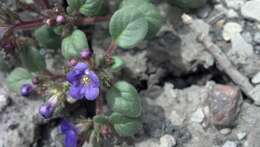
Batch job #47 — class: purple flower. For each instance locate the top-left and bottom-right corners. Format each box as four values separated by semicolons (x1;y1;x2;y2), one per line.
39;102;55;119
60;119;78;147
20;84;33;97
67;62;100;100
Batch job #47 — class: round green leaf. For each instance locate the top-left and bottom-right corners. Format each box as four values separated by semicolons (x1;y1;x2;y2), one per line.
6;68;32;93
34;25;61;49
120;0;162;38
109;6;148;49
106;81;142;118
94;115;110;125
19;47;46;72
62;29;89;60
66;0;85;14
109;112;142;137
111;56;125;72
80;0;104;16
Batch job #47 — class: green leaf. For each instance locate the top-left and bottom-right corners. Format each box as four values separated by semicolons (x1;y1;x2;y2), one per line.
120;0;162;38
34;25;61;49
94;115;110;125
109;112;142;137
62;29;89;60
66;0;85;14
169;0;207;9
80;0;104;16
106;81;142;118
111;56;125;72
19;47;46;72
6;68;32;93
109;6;148;49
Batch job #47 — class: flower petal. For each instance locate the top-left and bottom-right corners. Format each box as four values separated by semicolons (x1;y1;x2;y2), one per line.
69;84;84;100
74;62;88;71
84;70;100;87
66;70;82;84
65;130;77;147
60;119;74;133
81;85;99;101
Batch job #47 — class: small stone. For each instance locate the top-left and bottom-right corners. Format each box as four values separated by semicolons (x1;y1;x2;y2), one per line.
251;72;260;84
237;132;247;140
209;84;242;127
224;0;244;10
0;94;9;112
222;22;242;41
191;108;205;123
254;32;260;44
197;5;211;18
220;128;232;135
241;0;260;22
226;9;239;18
181;14;193;25
216;19;225;28
169;110;185;126
249;85;260;105
160;134;176;147
222;141;237;147
241;32;253;44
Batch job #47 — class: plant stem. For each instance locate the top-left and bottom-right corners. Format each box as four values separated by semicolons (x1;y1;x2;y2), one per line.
34;0;50;9
74;15;111;25
95;95;103;115
105;40;117;64
13;19;45;30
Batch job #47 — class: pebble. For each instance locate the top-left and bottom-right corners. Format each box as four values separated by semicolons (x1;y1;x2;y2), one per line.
169;110;185;126
251;72;260;84
0;94;9;112
160;134;176;147
237;132;247;140
254;32;260;44
191;108;205;123
226;9;239;19
224;0;244;10
222;22;242;41
197;5;211;18
241;0;260;22
241;32;253;44
249;85;260;105
220;128;232;135
209;84;242;127
222;141;237;147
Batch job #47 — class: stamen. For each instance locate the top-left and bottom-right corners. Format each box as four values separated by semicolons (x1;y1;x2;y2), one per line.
81;75;90;85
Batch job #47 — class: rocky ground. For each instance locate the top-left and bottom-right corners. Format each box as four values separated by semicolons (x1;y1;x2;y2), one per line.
1;0;260;147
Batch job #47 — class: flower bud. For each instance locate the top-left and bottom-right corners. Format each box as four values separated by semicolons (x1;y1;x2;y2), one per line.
39;95;59;119
2;42;14;50
20;84;33;97
67;59;78;67
39;102;55;119
56;15;65;24
32;77;39;85
80;49;92;60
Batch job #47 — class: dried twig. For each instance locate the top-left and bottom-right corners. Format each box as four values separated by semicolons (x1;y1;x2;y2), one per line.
197;33;254;99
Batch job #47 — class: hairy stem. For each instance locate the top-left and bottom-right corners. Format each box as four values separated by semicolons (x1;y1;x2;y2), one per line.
105;40;117;64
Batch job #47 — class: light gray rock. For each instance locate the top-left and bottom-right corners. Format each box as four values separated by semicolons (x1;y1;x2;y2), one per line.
249;85;260;105
241;0;260;22
247;123;260;147
197;4;211;18
160;135;176;147
0;94;9;112
222;141;237;147
228;34;254;65
254;32;260;44
251;72;260;84
222;22;242;41
226;9;239;18
237;132;247;140
220;128;232;135
191;108;205;123
241;32;253;44
224;0;245;10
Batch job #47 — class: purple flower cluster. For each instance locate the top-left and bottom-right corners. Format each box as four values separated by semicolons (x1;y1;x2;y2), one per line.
67;62;100;100
39;95;58;119
60;119;78;147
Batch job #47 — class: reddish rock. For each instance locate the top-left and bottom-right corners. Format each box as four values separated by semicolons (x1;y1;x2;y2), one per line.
208;84;242;127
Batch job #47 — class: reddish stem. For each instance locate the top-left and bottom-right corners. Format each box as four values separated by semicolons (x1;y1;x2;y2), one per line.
13;19;45;30
95;95;103;115
105;40;117;64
